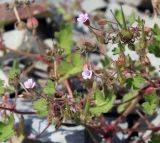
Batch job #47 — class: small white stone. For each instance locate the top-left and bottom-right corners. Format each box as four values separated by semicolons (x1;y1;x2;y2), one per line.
82;0;107;13
0;70;9;86
3;30;26;49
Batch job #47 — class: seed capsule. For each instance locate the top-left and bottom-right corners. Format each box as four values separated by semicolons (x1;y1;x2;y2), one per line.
15;21;26;30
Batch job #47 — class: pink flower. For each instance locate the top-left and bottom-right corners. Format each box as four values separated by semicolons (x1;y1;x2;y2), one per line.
77;13;89;24
27;17;39;29
82;69;92;79
24;78;36;89
82;64;93;80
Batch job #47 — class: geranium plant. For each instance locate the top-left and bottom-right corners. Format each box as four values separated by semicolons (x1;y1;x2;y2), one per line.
0;0;160;143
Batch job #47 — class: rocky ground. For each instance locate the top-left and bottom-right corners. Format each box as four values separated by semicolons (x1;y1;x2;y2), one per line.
0;0;160;143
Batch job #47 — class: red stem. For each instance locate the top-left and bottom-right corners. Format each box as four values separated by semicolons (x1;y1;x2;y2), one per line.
114;96;141;126
128;118;142;137
36;123;51;138
0;106;36;115
65;80;73;97
117;126;160;132
5;46;49;64
136;109;154;128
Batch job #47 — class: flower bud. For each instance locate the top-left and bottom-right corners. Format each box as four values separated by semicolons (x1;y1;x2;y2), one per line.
144;27;151;33
145;87;155;95
27;17;39;29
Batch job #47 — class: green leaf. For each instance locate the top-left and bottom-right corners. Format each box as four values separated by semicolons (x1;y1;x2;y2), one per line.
8;60;19;80
112;47;120;55
148;41;160;58
101;56;110;67
155;35;160;42
126;75;145;89
118;90;138;113
115;9;123;26
43;80;55;96
142;93;159;115
148;24;160;57
33;98;48;117
149;135;160;143
0;79;5;95
125;78;133;89
94;90;106;106
55;23;73;55
8;69;19;80
142;102;156;115
144;93;158;103
137;16;144;27
58;60;73;75
120;6;127;30
132;75;145;89
152;24;160;35
58;53;84;81
90;89;116;116
0;115;15;142
8;114;15;126
128;12;135;25
0;123;14;142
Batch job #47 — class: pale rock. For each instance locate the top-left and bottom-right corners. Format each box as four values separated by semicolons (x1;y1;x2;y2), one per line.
0;69;9;86
110;0;142;6
106;2;138;19
44;39;53;48
82;0;107;12
3;29;26;49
